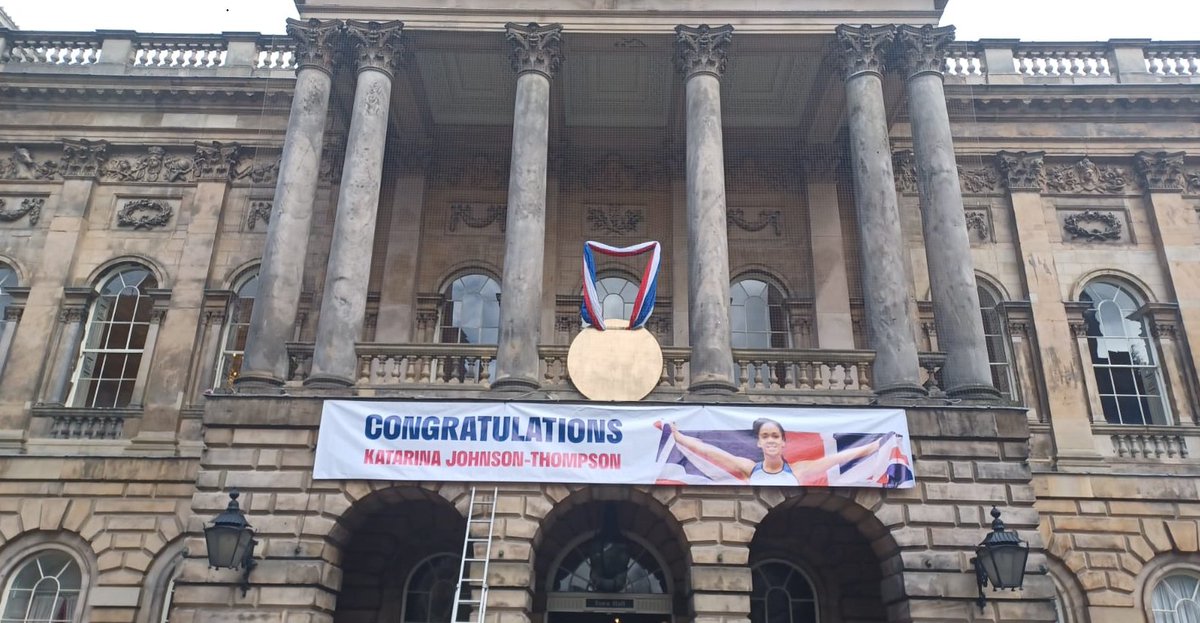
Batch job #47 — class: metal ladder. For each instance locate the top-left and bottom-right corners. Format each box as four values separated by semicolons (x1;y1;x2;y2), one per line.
452;486;498;623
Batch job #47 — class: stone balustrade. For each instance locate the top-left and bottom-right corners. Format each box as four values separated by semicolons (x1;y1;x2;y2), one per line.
1105;428;1194;460
944;39;1200;84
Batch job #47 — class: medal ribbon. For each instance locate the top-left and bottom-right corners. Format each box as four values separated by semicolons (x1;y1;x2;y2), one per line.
581;240;661;331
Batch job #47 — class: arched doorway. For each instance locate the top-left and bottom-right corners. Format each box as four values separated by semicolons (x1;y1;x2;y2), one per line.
533;491;691;623
750;501;902;623
333;488;467;623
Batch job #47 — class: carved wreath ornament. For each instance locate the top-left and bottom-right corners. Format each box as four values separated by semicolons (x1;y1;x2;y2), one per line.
1063;210;1122;242
0;197;45;226
117;199;173;230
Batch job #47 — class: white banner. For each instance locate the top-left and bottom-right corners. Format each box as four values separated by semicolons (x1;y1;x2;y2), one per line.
313;401;915;488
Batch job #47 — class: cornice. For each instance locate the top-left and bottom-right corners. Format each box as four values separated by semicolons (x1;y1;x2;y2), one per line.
942;84;1200;119
0;80;295;112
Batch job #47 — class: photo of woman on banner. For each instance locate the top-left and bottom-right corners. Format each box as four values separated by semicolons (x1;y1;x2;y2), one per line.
656;418;911;487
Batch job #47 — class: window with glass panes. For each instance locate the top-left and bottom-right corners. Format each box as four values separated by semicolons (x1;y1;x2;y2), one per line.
1080;280;1169;425
438;274;500;344
590;276;638;323
731;278;789;349
977;283;1016;400
69;265;158;408
214;271;258;389
750;560;818;623
1151;573;1200;623
0;550;83;623
403;554;466;623
0;265;16;324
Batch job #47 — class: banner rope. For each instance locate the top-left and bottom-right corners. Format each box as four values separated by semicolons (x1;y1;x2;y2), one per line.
580;240;661;331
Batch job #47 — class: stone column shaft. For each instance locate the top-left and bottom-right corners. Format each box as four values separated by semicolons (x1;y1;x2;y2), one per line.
898;25;998;399
493;23;563;391
308;20;405;386
835;24;924;397
238;18;338;388
676;24;737;395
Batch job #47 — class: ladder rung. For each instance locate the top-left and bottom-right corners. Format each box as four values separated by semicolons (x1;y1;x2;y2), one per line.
464;557;488;563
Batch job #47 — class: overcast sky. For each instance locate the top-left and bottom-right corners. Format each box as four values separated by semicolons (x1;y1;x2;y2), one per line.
1;0;1195;41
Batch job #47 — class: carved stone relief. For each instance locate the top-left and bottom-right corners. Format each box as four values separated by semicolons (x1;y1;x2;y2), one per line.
1045;158;1132;194
1186;170;1200;195
448;203;506;234
0;197;45;226
958;164;1000;194
116;199;174;230
0;146;59;180
1060;209;1124;242
893;150;917;194
246;201;273;230
585;205;644;236
964;208;992;243
1134;151;1186;192
674;23;734;79
101;147;194;183
727;208;782;237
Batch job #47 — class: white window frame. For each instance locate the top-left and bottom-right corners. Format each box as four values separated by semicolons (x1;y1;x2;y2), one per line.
1151;572;1200;623
0;547;88;623
730;277;790;350
66;265;158;409
212;271;259;390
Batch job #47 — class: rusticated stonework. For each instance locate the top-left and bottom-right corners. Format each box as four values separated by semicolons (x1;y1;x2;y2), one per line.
896;24;955;77
674;24;734;79
1045;158;1131;194
834;24;894;78
996;151;1045;191
1135;151;1187;191
286;18;341;74
506;22;564;78
345;20;406;76
60;138;108;178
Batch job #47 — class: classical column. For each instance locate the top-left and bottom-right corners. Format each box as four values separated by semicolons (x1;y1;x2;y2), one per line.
834;24;924;397
492;22;563;392
307;20;405;387
237;18;339;388
676;24;737;395
896;25;999;399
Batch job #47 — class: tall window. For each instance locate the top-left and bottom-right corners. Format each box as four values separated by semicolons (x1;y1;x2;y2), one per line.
403;553;466;623
552;534;667;594
0;550;83;623
731;278;789;349
977;282;1015;400
214;271;258;389
69;265;158;409
0;264;16;323
1151;573;1200;623
750;560;818;623
438;274;500;345
591;276;638;323
1080;280;1168;425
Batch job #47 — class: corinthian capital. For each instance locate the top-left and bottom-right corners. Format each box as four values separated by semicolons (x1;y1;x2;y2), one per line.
505;22;564;78
834;24;895;79
345;20;406;77
674;24;734;79
194;141;244;181
60;138;109;179
1134;151;1187;191
286;18;341;74
896;24;955;78
996;151;1046;192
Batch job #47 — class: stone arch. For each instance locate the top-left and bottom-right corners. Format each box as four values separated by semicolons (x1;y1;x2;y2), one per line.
0;530;99;623
0;254;27;284
219;259;261;290
731;265;795;299
436;261;503;294
80;254;170;290
135;537;186;623
1069;268;1158;304
975;270;1010;301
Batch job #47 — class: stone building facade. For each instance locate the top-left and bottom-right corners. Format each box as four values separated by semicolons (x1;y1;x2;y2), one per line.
0;1;1197;622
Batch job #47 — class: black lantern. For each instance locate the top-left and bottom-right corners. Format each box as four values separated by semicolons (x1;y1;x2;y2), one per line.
972;506;1029;611
204;490;258;595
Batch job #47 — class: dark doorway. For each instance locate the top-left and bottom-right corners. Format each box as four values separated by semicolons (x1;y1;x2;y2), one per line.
547;613;668;623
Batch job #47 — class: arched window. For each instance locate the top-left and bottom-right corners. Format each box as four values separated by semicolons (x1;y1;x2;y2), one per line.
750;560;819;623
731;278;789;349
214;271;258;389
0;264;16;323
0;550;84;623
977;282;1015;400
590;276;638;323
438;274;500;345
1080;280;1168;425
69;264;159;409
403;553;466;623
552;533;667;594
1151;573;1200;622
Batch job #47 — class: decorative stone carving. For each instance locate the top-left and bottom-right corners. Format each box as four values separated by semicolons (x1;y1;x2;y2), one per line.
1151;321;1178;340
505;22;564;78
0;146;59;181
1186;170;1200;195
727;208;782;237
674;24;734;79
0;198;44;226
1062;210;1123;242
246;201;272;230
1007;321;1028;337
233;156;281;185
833;24;895;78
1045;158;1131;194
60;139;109;178
58;307;87;324
964;208;992;242
286;18;341;74
996;151;1045;191
3;306;22;322
1134;151;1187;192
1069;320;1089;338
101;147;193;183
448;203;506;233
896;24;955;77
194;141;243;181
344;20;406;76
893;150;917;193
586;206;643;235
958;165;1000;194
117;199;173;230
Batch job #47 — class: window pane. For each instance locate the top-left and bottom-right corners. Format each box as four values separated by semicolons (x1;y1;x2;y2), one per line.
1081;281;1169;426
72;265;157;408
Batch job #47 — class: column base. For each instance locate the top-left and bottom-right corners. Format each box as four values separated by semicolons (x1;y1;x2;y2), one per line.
874;382;928;399
303;373;355;389
946;383;1003;401
688;378;739;396
490;376;541;393
234;372;285;392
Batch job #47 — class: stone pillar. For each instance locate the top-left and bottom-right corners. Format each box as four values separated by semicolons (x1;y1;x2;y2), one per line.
492;22;563;392
375;146;430;342
997;151;1101;463
675;24;737;395
237;18;339;388
306;20;406;387
802;150;856;349
834;24;924;397
897;25;999;400
41;298;89;406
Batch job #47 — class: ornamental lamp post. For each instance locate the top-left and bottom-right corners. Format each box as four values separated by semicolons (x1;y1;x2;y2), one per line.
204;489;258;595
972;506;1029;611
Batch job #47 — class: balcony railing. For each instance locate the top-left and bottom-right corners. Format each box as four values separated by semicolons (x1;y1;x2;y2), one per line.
943;39;1199;84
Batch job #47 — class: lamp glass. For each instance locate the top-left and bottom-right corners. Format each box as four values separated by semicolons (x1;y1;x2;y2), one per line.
205;523;243;568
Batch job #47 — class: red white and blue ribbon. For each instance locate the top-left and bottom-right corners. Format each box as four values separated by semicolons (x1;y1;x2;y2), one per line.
581;240;661;331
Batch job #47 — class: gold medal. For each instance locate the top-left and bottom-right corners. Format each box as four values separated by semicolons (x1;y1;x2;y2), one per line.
567;319;663;401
